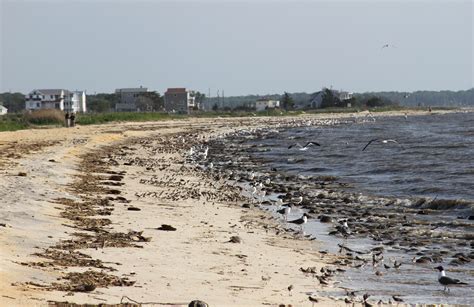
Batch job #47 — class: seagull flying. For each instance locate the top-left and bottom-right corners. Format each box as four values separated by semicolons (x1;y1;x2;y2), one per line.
288;142;321;151
434;266;468;292
362;139;404;151
381;43;397;49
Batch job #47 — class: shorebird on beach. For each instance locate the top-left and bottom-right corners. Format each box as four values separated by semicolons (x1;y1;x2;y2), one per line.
336;219;351;238
434;266;468;292
362;138;404;151
292;195;303;205
308;295;319;306
277;204;291;221
287;284;294;296
288;141;320;151
288;213;308;231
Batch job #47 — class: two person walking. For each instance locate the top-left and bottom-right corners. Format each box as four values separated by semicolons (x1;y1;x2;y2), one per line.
64;112;76;127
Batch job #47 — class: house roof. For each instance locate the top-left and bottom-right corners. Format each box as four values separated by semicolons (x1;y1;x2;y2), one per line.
166;88;187;94
0;105;7;111
33;89;71;95
115;87;148;93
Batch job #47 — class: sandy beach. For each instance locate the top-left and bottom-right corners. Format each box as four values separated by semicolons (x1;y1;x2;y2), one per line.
0;110;462;306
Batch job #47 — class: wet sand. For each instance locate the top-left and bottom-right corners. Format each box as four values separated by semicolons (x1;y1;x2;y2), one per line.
0;110;462;306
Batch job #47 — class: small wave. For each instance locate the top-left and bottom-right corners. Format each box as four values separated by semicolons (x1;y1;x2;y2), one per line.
412;198;473;211
409;187;443;194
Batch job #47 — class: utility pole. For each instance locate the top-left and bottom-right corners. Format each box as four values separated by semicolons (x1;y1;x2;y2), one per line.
222;90;225;109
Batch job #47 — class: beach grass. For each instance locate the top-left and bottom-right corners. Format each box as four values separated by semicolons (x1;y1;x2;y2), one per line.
76;112;185;125
0;114;29;131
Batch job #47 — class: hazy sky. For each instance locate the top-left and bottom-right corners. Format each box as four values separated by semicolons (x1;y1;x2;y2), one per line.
1;0;473;95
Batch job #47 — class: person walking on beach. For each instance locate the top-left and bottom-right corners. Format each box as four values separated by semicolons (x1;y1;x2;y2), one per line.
70;112;76;127
65;112;70;128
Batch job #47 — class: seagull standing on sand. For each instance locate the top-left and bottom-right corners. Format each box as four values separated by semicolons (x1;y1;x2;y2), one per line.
277;205;291;221
336;219;351;238
293;195;303;205
308;295;319;306
288;141;321;151
287;284;294;296
288;213;308;231
434;266;468;292
362;139;404;151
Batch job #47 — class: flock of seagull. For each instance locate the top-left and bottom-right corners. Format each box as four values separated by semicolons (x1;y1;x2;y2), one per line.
242;143;469;303
244;176;470;305
288;138;403;152
183;122;469;305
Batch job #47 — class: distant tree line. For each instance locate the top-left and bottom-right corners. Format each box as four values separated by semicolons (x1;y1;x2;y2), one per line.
0;92;25;113
1;88;473;113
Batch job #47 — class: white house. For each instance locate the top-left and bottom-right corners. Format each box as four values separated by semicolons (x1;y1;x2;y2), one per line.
70;91;87;113
0;105;7;115
255;99;280;112
25;89;87;113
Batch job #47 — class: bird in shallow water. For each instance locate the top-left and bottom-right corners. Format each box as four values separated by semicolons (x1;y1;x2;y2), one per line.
434;266;468;292
392;295;404;303
412;256;432;264
288;141;321;151
336;219;351;238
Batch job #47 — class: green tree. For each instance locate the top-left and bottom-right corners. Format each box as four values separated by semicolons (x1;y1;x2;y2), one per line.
137;91;163;111
321;89;341;108
94;99;112;113
0;92;25;113
281;92;294;110
194;91;206;107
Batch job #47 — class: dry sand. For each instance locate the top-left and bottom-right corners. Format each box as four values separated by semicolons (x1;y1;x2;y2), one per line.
0;110;457;306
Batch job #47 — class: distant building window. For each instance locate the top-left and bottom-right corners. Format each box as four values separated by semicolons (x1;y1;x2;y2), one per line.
36;103;40;107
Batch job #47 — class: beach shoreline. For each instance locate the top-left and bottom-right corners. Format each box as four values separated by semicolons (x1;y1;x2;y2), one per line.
0;109;468;306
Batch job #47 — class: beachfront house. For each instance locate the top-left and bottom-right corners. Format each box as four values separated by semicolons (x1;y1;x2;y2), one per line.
310;88;353;108
0;104;7;115
164;88;196;114
115;86;149;112
254;98;280;112
69;91;87;113
25;89;87;113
